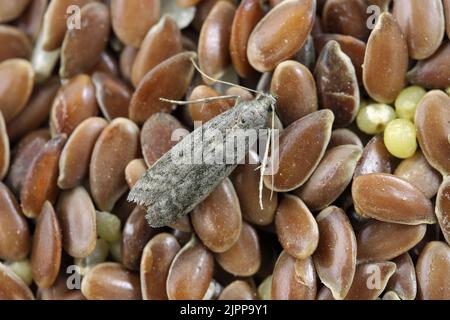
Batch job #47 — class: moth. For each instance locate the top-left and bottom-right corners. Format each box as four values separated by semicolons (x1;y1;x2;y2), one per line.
128;62;277;228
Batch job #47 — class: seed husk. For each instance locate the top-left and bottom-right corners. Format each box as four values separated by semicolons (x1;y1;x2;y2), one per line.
353;135;396;178
0;262;34;300
218;280;256;300
436;176;450;245
386;253;417;300
0;25;32;62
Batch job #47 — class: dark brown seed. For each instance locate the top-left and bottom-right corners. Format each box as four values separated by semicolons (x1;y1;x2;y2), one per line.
386;253;417;300
188;85;233;123
125;159;147;189
15;0;47;41
0;262;34;300
0;0;30;23
353;135;396;178
436;177;450;244
293;35;316;71
90;51;121;79
328;128;363;149
218;280;256;300
0;25;31;62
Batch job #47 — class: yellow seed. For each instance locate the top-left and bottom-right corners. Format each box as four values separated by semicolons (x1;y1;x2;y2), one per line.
6;260;33;286
384;119;417;159
395;86;426;121
356;103;396;134
74;238;109;275
96;211;121;243
109;238;122;262
257;275;272;300
446;87;450;96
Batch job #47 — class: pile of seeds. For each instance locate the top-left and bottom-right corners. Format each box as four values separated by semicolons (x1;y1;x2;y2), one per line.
0;0;449;300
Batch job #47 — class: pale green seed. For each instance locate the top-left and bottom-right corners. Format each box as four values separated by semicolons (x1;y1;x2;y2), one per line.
7;260;33;286
74;238;109;275
446;87;450;96
257;275;272;300
394;86;426;121
96;211;121;243
384;119;418;159
356;103;396;134
109;238;122;263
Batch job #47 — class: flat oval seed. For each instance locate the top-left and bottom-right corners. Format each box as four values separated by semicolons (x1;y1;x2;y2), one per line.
82;262;141;300
393;0;445;60
215;222;261;276
15;0;47;41
0;182;30;261
353;135;395;178
0;0;30;22
264;110;334;192
386;253;417;300
57;187;97;258
20;135;66;218
313;206;356;300
416;241;450;299
0;263;34;300
436;177;450;244
125;159;147;188
129;51;196;124
445;0;450;38
31;201;62;289
271;60;318;126
191;178;242;253
140;233;180;300
131;15;182;87
120;46;137;82
218;280;256;300
90;118;139;211
271;251;317;300
363;12;408;103
275;195;318;259
356;220;426;262
111;0;160;48
352;173;436;225
0;111;9;179
296;145;362;211
247;0;316;72
58;117;108;189
166;236;214;300
328;128;363;149
415;90;450;176
188;85;233;123
0;25;31;62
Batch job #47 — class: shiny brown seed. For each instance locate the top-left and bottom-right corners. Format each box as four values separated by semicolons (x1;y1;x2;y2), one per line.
129;51;196;124
436;177;450;245
188;85;233;123
111;0;160;48
313;206;356;300
125;159;147;188
0;111;9;179
293;34;316;71
218;280;256;300
271;60;318;126
394;151;442;199
271;251;317;300
386;253;417;300
215;222;261;276
82;262;141;300
166;236;214;300
328;128;363;149
0;25;31;62
393;0;445;60
275;195;318;259
0;262;34;300
229;0;263;78
15;0;47;41
315;41;360;127
316;286;334;300
57;186;97;258
120;46;138;83
31;201;62;289
352;173;436;225
357;220;426;262
191;178;242;253
90;118;139;211
230;150;278;226
90;52;120;79
140;233;180;300
445;0;450;38
0;182;30;261
0;0;30;22
296;145;362;211
0;59;34;123
264;110;334;192
415;90;450;176
131;15;182;87
363;12;408;103
247;0;316;72
20;135;66;218
353;135;396;178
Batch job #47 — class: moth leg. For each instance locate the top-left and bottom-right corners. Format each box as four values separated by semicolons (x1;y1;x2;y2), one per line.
159;95;239;105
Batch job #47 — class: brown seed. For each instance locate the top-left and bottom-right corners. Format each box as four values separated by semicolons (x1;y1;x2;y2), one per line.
0;25;31;62
37;274;85;300
15;0;47;41
316;286;334;300
293;34;316;71
90;118;139;211
0;59;34;123
0;111;9;179
129;51;196;124
90;52;120;79
0;0;30;22
58;117;108;189
315;41;360;127
445;0;450;38
415;90;450;176
57;186;97;258
386;253;417;300
295;145;362;211
188;85;233;123
92;72;131;121
166;236;214;300
393;0;445;60
394;150;442;199
218;280;256;300
31;201;62;289
353;135;396;178
60;2;110;78
125;159;147;188
0;262;34;300
352;173;436;225
270;60;318;126
363;12;408;103
313;206;356;300
141;112;186;167
271;251;317;300
82;262;141;300
120;46;138;83
140;233;180;300
436;176;450;245
328;128;363;149
0;182;30;261
191;178;242;253
131;15;182;87
229;0;264;78
215;222;261;276
20;135;66;218
275;195;318;259
264;110;334;192
169;215;192;233
416;241;450;300
356;220;426;262
247;0;316;72
111;0;160;48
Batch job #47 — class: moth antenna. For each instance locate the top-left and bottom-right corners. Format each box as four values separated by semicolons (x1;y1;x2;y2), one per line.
259;128;272;210
270;104;275;201
159;95;239;105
